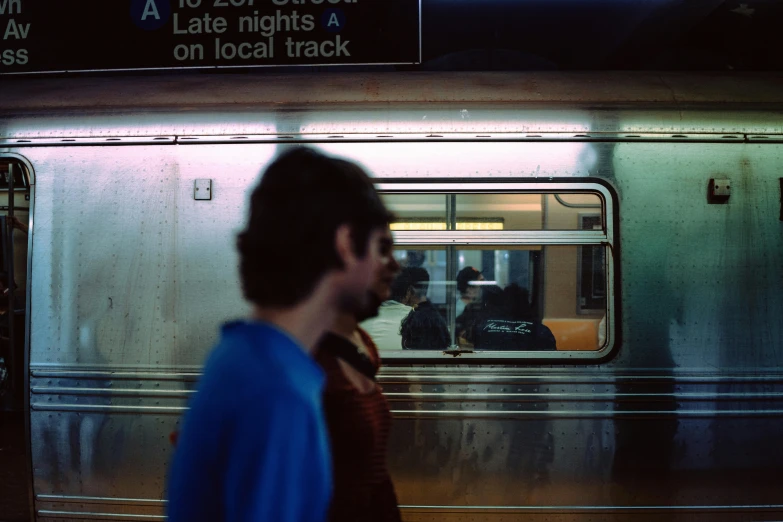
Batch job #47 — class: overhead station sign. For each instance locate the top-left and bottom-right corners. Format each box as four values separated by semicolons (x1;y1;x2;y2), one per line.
0;0;421;74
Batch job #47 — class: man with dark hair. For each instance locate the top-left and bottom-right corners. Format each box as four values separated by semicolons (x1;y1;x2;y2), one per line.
399;267;451;350
360;267;415;350
362;266;438;350
456;266;483;317
167;148;396;522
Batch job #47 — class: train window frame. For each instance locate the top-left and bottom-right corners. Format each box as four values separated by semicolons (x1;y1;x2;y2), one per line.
375;181;617;362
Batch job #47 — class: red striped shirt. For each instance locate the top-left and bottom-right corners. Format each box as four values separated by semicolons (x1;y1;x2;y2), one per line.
316;328;401;522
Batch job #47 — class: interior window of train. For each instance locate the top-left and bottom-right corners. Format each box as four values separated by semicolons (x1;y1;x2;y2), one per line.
0;159;30;297
0;158;31;408
383;192;604;231
363;186;615;360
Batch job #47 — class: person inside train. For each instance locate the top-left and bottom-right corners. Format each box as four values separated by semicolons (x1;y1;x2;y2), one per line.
7;215;27;235
455;266;484;317
456;284;503;348
315;244;402;522
399;267;451;350
471;283;557;351
167;148;396;522
360;267;416;350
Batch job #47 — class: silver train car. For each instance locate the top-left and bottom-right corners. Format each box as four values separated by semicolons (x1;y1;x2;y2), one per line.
1;72;782;521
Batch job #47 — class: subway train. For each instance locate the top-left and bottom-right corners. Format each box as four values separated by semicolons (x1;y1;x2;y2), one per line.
1;72;782;521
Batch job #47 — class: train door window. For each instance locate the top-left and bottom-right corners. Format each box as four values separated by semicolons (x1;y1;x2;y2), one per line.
362;183;616;361
0;158;31;409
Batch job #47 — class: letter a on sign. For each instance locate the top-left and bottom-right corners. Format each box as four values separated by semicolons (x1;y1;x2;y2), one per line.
321;8;346;33
131;0;170;30
142;0;160;20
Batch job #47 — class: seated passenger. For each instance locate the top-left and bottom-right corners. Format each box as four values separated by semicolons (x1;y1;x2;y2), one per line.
398;267;450;350
473;284;556;351
457;284;502;347
455;266;483;317
360;270;416;350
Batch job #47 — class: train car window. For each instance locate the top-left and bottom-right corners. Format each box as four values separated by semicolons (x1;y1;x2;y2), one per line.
0;159;30;190
453;193;603;231
365;183;615;361
382;194;447;230
0;158;30;293
0;158;31;410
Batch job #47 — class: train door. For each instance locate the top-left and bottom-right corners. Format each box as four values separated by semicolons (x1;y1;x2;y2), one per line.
0;156;32;521
0;158;30;410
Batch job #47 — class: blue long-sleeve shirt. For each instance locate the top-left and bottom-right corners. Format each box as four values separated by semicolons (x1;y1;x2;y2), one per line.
167;321;331;522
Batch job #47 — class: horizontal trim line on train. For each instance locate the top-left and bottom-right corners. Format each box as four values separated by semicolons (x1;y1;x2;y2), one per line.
35;495;783;512
37;511;163;520
5;133;783;146
29;403;783;418
38;495;165;506
29;386;783;402
35;504;783;518
398;504;783;513
30;367;783;384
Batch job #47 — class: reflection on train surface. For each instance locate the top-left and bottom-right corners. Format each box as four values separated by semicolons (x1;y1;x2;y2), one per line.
1;72;782;521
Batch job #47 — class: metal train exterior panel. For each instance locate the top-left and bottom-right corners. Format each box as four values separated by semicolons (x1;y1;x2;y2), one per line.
1;73;782;521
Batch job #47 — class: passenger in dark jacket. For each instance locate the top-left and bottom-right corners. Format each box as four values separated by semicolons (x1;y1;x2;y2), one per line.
397;267;451;350
471;284;557;351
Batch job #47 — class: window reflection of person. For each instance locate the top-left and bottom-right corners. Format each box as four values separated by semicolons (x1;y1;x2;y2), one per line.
399;267;450;350
456;266;483;317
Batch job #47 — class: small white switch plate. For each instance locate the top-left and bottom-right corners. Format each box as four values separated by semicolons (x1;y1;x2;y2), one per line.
711;178;731;197
708;178;731;203
194;179;212;201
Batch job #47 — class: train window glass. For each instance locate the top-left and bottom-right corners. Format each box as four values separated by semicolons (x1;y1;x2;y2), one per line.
362;247;448;351
0;159;30;190
578;215;606;313
372;183;615;360
453;193;604;231
382;194;447;230
0;157;31;409
362;245;608;353
544;193;603;230
454;194;538;230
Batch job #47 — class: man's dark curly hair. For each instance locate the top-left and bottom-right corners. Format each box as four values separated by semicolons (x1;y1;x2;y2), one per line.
456;266;482;295
390;267;430;303
237;148;394;308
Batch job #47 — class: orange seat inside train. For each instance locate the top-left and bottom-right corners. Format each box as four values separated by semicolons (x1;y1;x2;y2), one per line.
543;318;602;351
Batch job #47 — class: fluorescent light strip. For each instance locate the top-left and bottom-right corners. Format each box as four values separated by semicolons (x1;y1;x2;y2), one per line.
391;222;504;231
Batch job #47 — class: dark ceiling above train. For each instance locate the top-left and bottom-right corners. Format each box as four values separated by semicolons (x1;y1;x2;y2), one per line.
0;0;780;74
420;0;780;71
